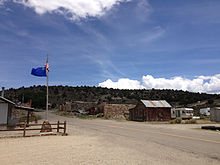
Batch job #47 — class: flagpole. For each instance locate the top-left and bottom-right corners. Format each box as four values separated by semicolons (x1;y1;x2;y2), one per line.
46;54;49;120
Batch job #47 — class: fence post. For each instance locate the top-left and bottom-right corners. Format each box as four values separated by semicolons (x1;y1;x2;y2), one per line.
57;121;59;133
23;122;27;137
64;121;66;134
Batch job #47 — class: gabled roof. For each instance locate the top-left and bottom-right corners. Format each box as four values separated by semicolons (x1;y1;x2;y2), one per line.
0;96;35;111
140;100;172;108
15;105;35;111
213;107;220;110
0;96;15;105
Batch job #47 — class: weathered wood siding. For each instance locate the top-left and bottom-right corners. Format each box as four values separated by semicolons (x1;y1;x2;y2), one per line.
129;102;147;121
130;101;171;121
146;108;171;121
0;103;8;124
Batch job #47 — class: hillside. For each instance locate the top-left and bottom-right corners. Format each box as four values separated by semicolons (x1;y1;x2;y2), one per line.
2;86;220;110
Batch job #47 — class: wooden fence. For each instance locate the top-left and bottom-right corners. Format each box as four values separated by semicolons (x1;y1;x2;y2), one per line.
0;121;66;137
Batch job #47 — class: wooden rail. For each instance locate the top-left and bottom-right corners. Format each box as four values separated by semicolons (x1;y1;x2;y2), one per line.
0;121;67;137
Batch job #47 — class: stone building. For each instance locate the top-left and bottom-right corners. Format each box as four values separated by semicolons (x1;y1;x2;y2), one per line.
98;103;136;119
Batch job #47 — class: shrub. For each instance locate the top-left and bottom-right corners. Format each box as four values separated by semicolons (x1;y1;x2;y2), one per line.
169;118;182;124
76;114;96;119
8;119;18;126
96;113;103;118
175;118;182;124
104;114;112;119
124;114;130;120
189;119;197;124
169;120;175;124
19;114;42;123
185;119;197;124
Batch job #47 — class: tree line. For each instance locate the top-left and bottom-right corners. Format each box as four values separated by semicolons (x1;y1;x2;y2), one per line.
3;85;219;109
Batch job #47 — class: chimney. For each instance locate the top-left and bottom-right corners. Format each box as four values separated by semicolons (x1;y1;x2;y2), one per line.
1;87;5;97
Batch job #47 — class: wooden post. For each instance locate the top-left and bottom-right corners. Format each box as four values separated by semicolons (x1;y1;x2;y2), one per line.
64;121;66;134
23;122;27;137
27;110;30;125
57;121;59;132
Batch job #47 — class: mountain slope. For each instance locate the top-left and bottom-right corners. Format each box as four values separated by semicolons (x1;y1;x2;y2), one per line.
2;86;219;110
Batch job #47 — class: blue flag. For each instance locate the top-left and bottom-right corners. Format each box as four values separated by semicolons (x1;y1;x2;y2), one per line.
31;67;47;77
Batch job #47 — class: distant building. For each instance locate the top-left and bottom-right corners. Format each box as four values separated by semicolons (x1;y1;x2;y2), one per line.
200;108;210;116
171;108;193;119
0;96;15;124
129;100;172;121
0;96;34;125
210;107;220;122
98;103;136;119
59;102;72;111
59;101;98;115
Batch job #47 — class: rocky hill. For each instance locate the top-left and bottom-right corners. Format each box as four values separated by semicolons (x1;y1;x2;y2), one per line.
2;85;220;110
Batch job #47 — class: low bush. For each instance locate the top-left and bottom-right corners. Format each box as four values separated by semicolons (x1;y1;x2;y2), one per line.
169;118;182;124
169;120;175;124
175;118;182;124
104;114;112;119
96;113;103;118
124;114;130;120
76;114;96;119
200;116;210;120
185;119;197;124
190;119;197;124
19;114;42;123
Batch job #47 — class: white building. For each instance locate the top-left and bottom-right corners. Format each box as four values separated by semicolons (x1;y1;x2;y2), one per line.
200;108;210;116
171;108;194;119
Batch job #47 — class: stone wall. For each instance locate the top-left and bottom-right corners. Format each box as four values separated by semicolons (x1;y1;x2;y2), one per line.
71;101;98;112
59;101;98;114
102;104;136;119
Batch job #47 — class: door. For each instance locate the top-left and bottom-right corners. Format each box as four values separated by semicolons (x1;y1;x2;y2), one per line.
0;103;8;124
176;110;181;118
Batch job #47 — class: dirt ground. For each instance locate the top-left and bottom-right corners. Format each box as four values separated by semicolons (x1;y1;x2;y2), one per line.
0;112;220;165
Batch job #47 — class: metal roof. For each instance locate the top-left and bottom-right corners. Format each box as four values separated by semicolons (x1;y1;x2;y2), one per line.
0;96;35;111
0;96;15;105
141;100;172;108
213;107;220;110
173;108;193;111
15;105;35;111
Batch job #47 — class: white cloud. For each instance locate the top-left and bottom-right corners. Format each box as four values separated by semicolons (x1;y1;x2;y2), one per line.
10;0;131;20
0;0;6;6
99;78;144;90
99;74;220;94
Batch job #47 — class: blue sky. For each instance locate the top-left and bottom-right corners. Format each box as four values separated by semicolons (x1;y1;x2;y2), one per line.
0;0;220;93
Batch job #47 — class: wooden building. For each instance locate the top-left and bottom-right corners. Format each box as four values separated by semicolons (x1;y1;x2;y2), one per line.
0;96;34;125
129;100;172;121
211;107;220;122
0;96;15;124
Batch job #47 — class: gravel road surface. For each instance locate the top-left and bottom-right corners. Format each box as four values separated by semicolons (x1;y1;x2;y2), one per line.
0;111;220;165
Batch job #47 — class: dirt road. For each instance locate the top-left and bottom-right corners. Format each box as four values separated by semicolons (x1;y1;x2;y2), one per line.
0;112;220;165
